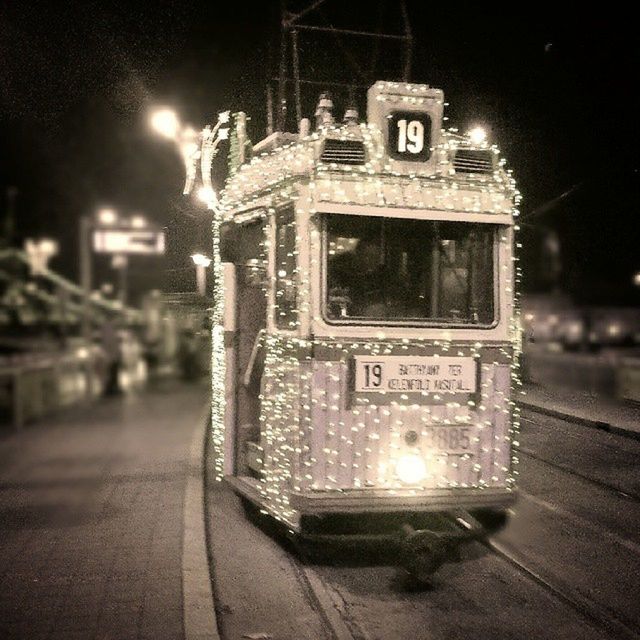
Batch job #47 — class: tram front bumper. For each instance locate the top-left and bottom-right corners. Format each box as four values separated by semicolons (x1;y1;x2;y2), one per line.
290;487;517;515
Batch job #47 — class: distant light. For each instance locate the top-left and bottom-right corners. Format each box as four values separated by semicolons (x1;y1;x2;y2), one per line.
633;272;640;287
467;126;487;145
112;254;127;269
567;321;583;336
396;454;427;485
191;253;211;267
607;323;621;337
38;238;58;255
524;313;535;322
97;208;118;225
76;347;90;360
150;108;180;139
130;215;147;229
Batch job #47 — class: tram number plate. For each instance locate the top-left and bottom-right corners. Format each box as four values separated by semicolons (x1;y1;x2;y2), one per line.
353;356;477;394
425;426;472;454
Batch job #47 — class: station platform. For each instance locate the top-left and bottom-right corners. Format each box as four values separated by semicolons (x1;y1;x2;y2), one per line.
0;379;210;640
520;383;640;438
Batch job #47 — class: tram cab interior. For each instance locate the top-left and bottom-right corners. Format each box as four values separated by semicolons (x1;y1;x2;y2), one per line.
216;80;519;543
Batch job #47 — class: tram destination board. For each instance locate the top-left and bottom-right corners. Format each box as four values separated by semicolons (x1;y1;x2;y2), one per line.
353;356;477;394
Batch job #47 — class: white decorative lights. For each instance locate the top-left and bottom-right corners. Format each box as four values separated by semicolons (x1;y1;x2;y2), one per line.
170;81;522;528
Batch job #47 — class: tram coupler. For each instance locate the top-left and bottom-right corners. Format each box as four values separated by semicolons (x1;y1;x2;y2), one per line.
398;510;487;581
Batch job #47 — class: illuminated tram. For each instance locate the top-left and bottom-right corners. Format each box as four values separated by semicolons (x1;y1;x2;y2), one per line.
211;81;521;575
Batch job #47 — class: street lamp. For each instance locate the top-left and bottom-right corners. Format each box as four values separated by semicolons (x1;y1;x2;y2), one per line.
191;253;211;296
149;108;181;140
97;207;117;225
149;107;230;207
130;215;147;229
80;209;150;337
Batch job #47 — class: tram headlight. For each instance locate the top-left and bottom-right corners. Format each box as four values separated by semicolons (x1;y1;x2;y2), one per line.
396;455;427;485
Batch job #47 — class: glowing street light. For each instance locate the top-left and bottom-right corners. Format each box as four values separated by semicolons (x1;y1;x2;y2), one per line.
130;215;147;229
149;108;181;140
97;207;118;225
149;107;230;209
81;208;150;335
191;253;211;267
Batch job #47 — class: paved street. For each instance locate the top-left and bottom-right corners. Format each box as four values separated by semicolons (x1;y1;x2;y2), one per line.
0;380;209;640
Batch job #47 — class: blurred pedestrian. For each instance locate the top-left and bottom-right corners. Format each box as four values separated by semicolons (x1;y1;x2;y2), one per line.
101;318;121;394
178;328;200;380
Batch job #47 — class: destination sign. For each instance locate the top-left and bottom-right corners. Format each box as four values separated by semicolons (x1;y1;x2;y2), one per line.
353;356;477;394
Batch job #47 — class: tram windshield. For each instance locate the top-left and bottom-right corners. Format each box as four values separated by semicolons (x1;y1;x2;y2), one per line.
324;214;496;325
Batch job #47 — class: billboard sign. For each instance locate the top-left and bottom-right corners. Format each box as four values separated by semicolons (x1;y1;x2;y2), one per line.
93;229;165;255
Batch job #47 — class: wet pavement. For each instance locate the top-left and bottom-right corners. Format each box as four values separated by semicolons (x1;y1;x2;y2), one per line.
0;379;209;640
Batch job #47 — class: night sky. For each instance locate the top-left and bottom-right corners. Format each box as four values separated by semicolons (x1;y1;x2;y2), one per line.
1;1;638;303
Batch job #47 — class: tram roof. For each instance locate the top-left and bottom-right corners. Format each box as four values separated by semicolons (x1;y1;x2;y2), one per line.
220;123;518;222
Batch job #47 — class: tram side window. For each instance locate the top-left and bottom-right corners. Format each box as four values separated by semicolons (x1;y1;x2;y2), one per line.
274;206;298;330
325;215;495;325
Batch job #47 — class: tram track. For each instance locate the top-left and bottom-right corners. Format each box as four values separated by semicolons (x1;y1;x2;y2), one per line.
516;446;640;501
206;485;632;640
517;413;640;501
486;537;640;640
289;555;363;640
294;532;636;640
516;488;640;555
520;410;640;453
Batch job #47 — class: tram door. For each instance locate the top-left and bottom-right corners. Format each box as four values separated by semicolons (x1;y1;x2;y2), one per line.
222;219;267;475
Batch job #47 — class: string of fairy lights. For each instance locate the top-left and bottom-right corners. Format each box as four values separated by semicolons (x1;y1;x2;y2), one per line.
198;81;523;528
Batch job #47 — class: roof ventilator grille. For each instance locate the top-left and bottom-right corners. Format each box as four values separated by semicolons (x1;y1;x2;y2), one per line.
320;139;366;165
453;149;494;174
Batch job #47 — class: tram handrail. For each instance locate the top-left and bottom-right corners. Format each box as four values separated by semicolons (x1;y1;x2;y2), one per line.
243;328;265;388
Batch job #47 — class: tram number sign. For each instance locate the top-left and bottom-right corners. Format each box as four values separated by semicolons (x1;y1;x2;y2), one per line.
388;110;432;162
354;356;477;394
425;426;472;454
